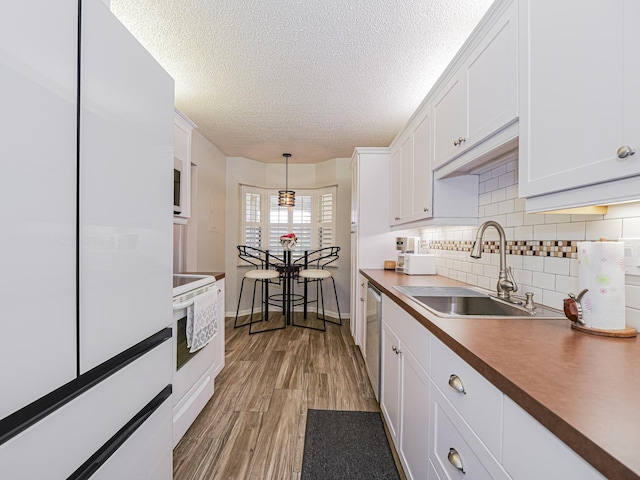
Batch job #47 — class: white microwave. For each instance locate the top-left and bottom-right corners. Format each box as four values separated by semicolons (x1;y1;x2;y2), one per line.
396;253;436;275
174;157;183;214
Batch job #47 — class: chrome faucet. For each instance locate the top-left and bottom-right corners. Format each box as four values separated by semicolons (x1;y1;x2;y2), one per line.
470;221;518;302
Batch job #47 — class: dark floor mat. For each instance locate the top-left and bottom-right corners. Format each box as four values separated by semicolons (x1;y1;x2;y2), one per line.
301;409;400;480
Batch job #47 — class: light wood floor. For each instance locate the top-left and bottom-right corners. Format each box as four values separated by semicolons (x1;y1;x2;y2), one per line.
172;314;386;479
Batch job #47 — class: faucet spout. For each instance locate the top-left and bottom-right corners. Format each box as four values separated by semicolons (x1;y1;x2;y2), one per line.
470;221;518;301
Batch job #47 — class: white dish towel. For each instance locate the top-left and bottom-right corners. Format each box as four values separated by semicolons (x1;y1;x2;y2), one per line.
186;287;217;353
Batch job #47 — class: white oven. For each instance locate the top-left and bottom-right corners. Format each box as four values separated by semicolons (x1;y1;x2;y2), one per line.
172;274;218;446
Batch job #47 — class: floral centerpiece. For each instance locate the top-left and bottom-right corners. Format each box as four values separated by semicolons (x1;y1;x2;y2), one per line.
280;233;297;251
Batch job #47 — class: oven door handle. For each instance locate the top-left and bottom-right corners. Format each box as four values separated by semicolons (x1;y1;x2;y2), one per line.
173;299;194;310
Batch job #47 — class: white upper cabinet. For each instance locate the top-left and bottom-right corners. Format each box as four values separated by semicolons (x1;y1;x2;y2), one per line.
0;0;78;419
519;0;640;204
390;108;477;227
413;114;433;221
390;113;434;225
79;0;174;373
432;0;518;176
389;148;402;223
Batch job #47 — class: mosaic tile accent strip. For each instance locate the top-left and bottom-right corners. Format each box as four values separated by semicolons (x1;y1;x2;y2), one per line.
429;240;579;258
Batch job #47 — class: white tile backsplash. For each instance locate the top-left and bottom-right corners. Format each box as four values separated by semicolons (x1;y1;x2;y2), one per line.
420;162;640;324
544;257;570;275
585;219;623;240
622;217;640;237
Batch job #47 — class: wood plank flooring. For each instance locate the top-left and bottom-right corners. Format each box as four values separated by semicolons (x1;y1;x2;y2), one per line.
173;314;390;479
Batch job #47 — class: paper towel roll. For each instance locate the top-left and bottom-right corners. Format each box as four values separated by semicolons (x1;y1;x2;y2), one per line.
577;241;626;330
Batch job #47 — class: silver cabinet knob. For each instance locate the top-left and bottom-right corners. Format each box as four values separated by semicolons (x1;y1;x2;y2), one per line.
617;145;636;159
423;207;429;212
454;136;467;146
448;448;466;473
391;345;401;355
448;374;466;394
394;216;400;220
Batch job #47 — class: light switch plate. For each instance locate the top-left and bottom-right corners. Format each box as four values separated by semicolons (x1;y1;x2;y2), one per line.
621;238;640;276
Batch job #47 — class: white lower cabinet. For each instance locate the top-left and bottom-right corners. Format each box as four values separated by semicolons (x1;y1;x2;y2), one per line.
430;382;511;480
379;293;606;479
381;295;431;480
430;336;503;460
399;348;430;480
502;396;605;480
381;321;401;444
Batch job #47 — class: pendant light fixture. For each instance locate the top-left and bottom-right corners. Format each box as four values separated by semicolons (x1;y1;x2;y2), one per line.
278;153;295;207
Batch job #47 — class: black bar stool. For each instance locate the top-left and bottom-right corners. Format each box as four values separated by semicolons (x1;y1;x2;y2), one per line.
234;246;285;334
293;246;342;330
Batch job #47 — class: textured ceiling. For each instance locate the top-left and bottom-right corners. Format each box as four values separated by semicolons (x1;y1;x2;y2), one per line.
110;0;494;163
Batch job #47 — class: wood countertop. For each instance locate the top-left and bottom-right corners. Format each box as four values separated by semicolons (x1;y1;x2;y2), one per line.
362;269;640;479
181;271;225;281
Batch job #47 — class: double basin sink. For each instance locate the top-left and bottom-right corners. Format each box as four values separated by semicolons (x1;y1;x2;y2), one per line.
393;285;565;319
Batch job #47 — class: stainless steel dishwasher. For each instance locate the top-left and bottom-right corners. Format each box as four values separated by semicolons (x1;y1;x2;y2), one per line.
365;282;382;401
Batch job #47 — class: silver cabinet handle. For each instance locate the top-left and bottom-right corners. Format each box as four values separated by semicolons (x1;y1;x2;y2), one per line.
448;448;466;473
423;207;429;212
392;345;401;355
448;374;466;394
617;145;636;159
454;137;467;146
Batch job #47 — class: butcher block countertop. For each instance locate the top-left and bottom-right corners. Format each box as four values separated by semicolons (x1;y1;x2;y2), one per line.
362;269;640;479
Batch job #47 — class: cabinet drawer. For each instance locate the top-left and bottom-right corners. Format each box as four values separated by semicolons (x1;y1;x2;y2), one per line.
0;341;172;479
431;336;502;459
430;383;511;480
503;396;604;480
382;295;430;373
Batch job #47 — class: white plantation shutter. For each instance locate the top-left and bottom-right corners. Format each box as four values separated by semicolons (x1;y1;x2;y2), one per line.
241;185;337;255
317;190;335;248
292;195;313;255
268;194;287;253
242;187;263;248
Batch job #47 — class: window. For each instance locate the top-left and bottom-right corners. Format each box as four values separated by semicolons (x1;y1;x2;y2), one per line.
241;185;337;256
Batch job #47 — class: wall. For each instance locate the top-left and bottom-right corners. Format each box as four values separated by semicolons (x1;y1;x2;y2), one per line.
420;159;640;330
184;130;227;272
225;157;352;318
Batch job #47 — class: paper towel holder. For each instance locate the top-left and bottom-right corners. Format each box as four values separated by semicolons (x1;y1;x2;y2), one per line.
564;289;637;338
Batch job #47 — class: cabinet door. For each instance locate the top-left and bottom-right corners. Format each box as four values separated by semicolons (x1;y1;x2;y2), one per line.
79;0;174;372
624;0;640;158
518;0;637;197
0;0;78;418
433;75;465;169
466;0;517;150
399;348;430;480
381;321;401;443
412;113;433;219
503;396;604;480
389;148;402;223
400;136;414;220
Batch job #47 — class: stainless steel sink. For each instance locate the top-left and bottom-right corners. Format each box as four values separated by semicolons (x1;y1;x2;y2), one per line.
393;285;486;297
394;285;565;319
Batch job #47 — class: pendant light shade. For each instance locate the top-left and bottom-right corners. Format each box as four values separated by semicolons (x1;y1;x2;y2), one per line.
278;153;295;207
